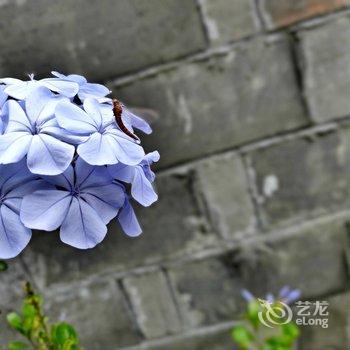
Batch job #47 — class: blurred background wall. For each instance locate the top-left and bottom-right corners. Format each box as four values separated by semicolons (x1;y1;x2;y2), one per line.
1;0;350;349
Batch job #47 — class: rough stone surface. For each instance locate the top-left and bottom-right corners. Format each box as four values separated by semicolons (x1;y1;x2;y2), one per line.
247;127;350;228
299;17;350;122
114;35;308;169
194;153;256;239
0;0;206;81
260;0;350;28
199;0;257;43
169;212;349;329
22;171;217;286
46;280;141;349
123;271;182;339
300;291;350;349
252;214;349;298
168;257;245;328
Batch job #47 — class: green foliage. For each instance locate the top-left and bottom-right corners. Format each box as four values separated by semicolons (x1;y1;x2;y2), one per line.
231;299;300;350
5;282;81;350
0;260;8;272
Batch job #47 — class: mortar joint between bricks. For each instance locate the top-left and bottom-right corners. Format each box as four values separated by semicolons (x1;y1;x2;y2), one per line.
241;155;265;232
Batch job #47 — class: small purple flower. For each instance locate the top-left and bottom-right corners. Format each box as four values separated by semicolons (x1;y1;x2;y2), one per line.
241;286;301;305
241;289;254;302
0;87;75;175
0;160;46;258
278;286;301;304
46;71;111;101
55;98;145;166
108;151;159;207
0;74;79;100
20;158;125;249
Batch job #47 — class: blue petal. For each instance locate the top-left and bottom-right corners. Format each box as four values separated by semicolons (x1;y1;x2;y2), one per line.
66;74;87;85
27;134;74;175
60;197;107;249
108;163;134;183
21;189;71;231
77;133;119;165
42;165;74;190
3;80;37;100
118;198;142;237
40;79;79;98
78;83;110;101
25;86;55;125
75;157;112;189
55;100;99;134
123;109;152;134
83;98;103;129
0;85;8;108
81;183;124;224
0;205;31;259
5;180;50;213
3;100;33;133
0;132;32;164
104;131;145;166
131;168;158;207
0;159;35;193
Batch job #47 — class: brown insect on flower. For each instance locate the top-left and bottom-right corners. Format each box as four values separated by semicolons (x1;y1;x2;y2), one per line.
112;99;140;141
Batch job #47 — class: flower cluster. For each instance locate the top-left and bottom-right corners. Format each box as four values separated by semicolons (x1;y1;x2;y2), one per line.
0;72;159;259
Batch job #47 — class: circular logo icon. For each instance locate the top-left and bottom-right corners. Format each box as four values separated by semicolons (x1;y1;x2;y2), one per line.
257;298;293;328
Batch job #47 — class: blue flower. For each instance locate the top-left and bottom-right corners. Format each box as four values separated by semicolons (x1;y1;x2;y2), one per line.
55;98;145;166
20;158;126;249
0;86;8;134
0;87;75;175
0;74;79;100
117;195;142;237
0;160;47;259
109;151;159;206
45;71;111;101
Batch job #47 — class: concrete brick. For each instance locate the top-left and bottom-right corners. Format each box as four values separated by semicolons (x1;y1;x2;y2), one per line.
168;212;349;329
247;127;350;228
168;258;246;328
123;271;182;339
199;0;257;44
134;325;234;350
46;280;141;349
260;0;350;29
194;153;256;239
298;17;350;122
114;35;308;169
257;214;349;298
22;170;217;286
0;0;206;81
300;291;350;350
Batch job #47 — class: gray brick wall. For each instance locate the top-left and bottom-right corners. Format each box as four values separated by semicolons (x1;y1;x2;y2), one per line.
1;1;350;349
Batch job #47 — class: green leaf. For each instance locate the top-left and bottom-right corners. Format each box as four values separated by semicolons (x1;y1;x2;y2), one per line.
0;260;8;271
6;313;23;332
231;325;253;347
282;322;299;340
246;300;261;327
51;323;78;347
8;341;29;350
